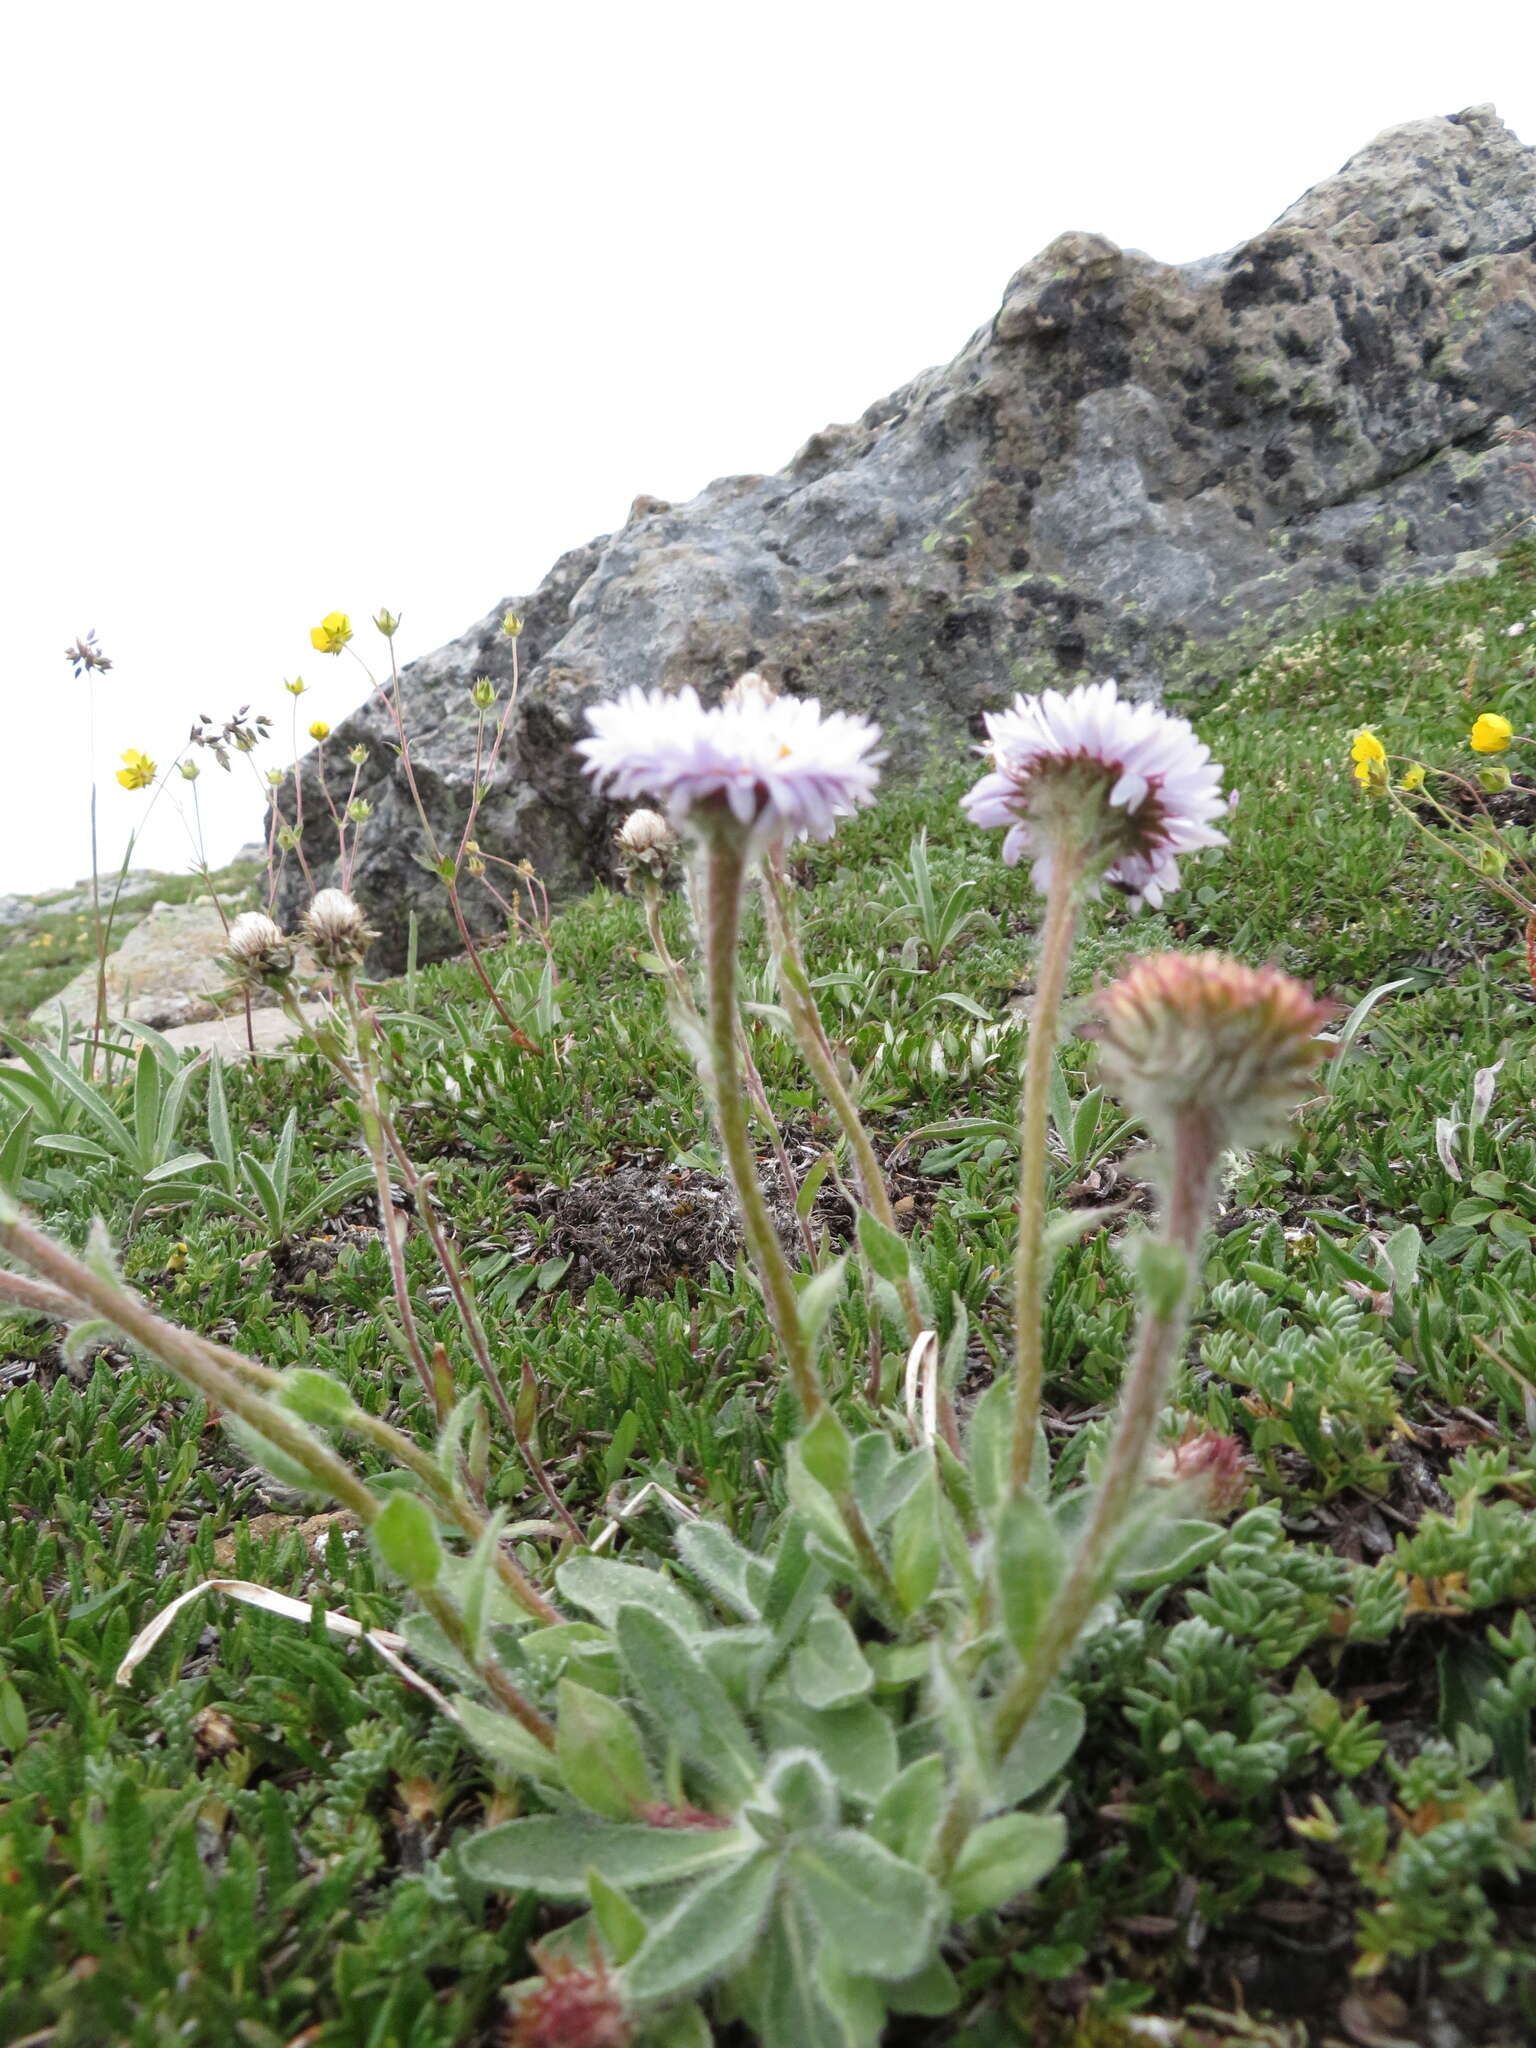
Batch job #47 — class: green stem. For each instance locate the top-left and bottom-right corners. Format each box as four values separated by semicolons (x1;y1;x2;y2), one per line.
764;859;924;1345
643;883;814;1264
698;827;902;1621
1009;847;1086;1495
700;828;823;1418
315;983;440;1416
992;1110;1218;1759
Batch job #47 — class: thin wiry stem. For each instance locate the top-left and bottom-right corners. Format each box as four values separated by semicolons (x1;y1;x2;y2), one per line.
762;856;924;1345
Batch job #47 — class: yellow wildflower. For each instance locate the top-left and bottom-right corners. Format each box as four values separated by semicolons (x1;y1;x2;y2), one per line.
284;676;308;696
1399;764;1426;791
116;748;156;791
309;611;353;655
1470;712;1513;754
308;720;331;743
1349;729;1387;787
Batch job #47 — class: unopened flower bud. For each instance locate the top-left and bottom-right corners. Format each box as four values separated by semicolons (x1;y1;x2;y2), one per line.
277;824;301;850
348;744;368;766
302;887;375;970
346;797;372;823
374;608;400;638
284;677;308;697
1092;952;1331;1150
501;609;524;638
507;1952;631;2048
266;768;287;787
1151;1429;1249;1515
470;676;496;710
225;911;293;986
308;720;331;743
178;759;200;781
1478;763;1513;794
1474;843;1508;878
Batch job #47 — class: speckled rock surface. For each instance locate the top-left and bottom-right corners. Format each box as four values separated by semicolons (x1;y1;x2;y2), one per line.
276;106;1536;968
31;902;233;1033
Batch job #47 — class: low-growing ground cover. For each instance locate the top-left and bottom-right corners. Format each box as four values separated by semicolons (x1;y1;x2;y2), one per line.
3;548;1536;2046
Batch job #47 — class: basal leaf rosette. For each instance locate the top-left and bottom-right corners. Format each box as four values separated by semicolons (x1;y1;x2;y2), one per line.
962;679;1228;905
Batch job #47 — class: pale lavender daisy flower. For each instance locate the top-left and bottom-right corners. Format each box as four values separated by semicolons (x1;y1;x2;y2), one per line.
577;683;883;844
962;678;1228;906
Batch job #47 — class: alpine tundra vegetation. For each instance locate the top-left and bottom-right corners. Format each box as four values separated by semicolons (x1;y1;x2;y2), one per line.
4;547;1536;2044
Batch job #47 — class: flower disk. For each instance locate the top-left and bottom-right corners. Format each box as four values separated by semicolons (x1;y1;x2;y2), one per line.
961;680;1227;905
576;684;883;845
1093;951;1331;1148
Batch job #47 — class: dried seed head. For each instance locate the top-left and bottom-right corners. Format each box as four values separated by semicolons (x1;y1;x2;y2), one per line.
225;911;293;986
1092;951;1330;1149
613;806;678;886
722;669;778;710
302;888;375;970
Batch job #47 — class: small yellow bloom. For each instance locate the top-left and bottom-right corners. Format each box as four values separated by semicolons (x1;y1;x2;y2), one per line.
116;748;156;791
1350;728;1387;787
1470;712;1513;754
1399;764;1426;791
284;676;308;697
309;611;353;655
308;720;331;742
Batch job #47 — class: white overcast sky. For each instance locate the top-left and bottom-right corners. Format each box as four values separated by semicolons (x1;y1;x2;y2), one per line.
3;1;1533;893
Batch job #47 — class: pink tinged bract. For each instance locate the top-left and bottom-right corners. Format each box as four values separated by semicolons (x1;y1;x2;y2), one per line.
576;684;884;844
960;678;1229;905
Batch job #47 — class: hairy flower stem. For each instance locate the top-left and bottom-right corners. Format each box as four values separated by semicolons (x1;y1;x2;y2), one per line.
642;884;814;1264
700;829;901;1620
0;1204;555;1743
1009;845;1086;1496
763;859;924;1346
701;831;823;1418
991;1109;1219;1759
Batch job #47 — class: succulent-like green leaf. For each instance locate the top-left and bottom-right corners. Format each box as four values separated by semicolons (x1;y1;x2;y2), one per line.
869;1752;946;1863
615;1606;759;1803
624;1850;778;2003
556;1553;702;1635
586;1867;647;1964
557;1679;657;1820
461;1814;750;1899
947;1810;1066;1917
787;1829;942;1980
790;1603;874;1711
993;1489;1067;1657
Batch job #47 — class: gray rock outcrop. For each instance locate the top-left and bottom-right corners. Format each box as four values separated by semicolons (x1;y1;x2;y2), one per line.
276;105;1536;968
